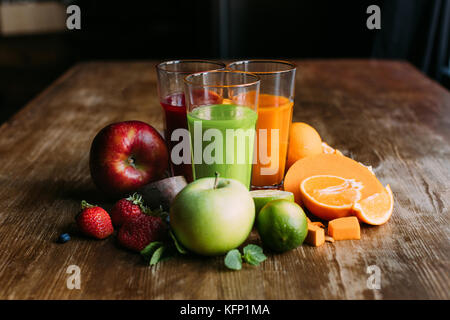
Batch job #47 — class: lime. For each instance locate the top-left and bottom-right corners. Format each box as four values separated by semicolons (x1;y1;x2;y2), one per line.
256;199;308;252
250;190;294;215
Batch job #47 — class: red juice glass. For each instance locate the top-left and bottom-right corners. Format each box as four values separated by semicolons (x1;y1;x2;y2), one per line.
156;60;225;181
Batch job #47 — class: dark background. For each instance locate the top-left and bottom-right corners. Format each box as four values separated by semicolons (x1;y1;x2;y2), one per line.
0;0;449;123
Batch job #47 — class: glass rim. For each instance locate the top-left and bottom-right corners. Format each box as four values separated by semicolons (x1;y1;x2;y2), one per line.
156;59;225;74
184;70;261;88
226;59;296;75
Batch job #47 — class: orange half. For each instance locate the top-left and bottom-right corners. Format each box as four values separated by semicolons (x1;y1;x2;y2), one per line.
300;175;363;221
284;153;385;205
353;185;393;225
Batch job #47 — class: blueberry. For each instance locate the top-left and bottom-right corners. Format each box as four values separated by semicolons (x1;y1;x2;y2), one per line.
58;233;71;243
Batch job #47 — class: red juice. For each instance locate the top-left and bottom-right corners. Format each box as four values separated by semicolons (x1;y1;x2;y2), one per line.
160;90;223;181
160;92;193;181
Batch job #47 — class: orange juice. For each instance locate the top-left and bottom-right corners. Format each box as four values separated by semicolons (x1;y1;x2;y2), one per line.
252;94;293;187
232;92;293;187
227;60;296;188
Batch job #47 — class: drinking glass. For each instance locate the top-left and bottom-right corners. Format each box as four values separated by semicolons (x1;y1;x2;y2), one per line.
184;70;260;189
227;60;296;189
156;60;225;182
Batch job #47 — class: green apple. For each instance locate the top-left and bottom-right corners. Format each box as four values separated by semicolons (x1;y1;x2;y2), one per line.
170;176;255;256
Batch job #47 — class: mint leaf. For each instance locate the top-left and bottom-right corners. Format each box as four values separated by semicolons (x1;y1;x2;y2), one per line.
224;249;242;270
169;230;188;255
243;244;264;256
243;244;267;266
150;245;166;265
159;246;176;262
140;241;164;260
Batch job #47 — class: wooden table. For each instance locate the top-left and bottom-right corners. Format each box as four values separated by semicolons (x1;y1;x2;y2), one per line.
0;60;448;300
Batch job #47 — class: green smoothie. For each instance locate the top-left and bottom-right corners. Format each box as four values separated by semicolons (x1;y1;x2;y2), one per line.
187;104;258;188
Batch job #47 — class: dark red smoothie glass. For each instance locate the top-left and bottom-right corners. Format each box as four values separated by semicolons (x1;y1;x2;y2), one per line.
156;60;225;181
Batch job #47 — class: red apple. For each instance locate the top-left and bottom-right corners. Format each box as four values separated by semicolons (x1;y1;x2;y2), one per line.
89;121;168;196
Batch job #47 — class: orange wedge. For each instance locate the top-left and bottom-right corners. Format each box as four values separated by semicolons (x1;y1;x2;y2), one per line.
353;185;393;225
300;175;363;221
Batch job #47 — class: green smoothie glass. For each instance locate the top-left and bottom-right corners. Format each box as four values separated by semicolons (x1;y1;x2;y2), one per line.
184;70;260;189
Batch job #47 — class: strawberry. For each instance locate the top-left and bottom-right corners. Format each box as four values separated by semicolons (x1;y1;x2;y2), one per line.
110;193;147;227
76;200;114;239
117;214;167;252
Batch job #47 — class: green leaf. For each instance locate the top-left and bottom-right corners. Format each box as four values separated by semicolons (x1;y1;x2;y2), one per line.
243;244;267;266
145;205;169;221
141;238;181;267
150;246;166;265
127;192;143;205
243;244;264;256
158;246;176;262
224;249;242;270
80;200;96;209
169;230;188;255
140;241;163;260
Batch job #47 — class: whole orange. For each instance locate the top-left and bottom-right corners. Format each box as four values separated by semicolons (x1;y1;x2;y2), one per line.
287;122;323;169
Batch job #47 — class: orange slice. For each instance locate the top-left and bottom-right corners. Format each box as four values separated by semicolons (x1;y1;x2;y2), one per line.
300;175;363;221
284;153;385;205
353;185;393;225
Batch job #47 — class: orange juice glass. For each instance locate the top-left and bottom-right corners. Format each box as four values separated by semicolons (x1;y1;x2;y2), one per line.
227;60;296;189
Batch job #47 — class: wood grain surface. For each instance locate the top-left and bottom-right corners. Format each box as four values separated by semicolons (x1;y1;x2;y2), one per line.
0;60;448;300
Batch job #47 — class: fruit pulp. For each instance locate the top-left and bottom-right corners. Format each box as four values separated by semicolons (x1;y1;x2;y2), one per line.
251;94;293;188
187;104;258;189
160;92;193;181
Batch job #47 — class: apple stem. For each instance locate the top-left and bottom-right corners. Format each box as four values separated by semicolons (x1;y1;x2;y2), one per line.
213;171;220;189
